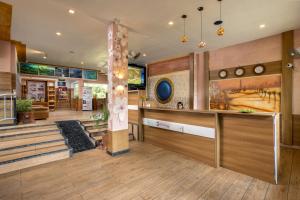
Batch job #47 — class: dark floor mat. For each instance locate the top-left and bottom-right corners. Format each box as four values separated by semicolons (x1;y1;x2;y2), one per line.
56;120;95;153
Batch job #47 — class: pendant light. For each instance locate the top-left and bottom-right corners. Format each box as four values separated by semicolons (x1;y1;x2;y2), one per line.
214;0;224;36
180;14;188;43
197;6;206;48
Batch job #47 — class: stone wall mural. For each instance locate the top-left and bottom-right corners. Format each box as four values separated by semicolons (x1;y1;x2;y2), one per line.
209;74;281;112
107;22;128;131
148;70;190;109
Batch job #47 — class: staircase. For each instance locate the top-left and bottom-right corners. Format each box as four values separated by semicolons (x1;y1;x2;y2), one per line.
0;123;72;174
81;120;107;147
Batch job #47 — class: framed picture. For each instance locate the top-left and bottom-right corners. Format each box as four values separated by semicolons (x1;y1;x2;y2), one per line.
69;68;82;78
38;65;55;76
83;70;98;80
20;63;39;75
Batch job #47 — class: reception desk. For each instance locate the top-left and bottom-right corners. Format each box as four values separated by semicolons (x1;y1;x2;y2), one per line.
139;107;280;184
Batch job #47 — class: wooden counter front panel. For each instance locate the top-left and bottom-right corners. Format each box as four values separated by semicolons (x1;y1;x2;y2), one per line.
143;109;215;128
220;115;275;183
129;110;138;124
144;126;216;166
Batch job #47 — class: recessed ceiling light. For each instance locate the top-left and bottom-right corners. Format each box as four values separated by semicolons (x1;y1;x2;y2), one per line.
142;53;147;57
81;61;84;65
68;9;75;14
56;32;61;36
43;56;47;59
259;24;266;29
168;21;174;26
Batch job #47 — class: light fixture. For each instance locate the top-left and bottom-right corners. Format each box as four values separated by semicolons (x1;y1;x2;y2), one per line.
180;15;188;43
81;61;84;65
197;6;206;48
168;21;174;26
56;32;61;36
43;55;47;59
259;24;266;29
214;0;224;36
68;9;75;14
142;53;147;57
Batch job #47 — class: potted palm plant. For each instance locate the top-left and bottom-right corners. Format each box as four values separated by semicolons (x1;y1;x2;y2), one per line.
16;99;34;124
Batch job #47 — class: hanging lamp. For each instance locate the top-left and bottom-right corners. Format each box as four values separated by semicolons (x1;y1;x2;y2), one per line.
180;14;188;43
197;6;206;48
214;0;224;36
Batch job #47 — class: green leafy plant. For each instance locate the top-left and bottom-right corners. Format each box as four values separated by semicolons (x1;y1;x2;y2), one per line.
239;109;255;113
90;106;110;128
16;99;32;113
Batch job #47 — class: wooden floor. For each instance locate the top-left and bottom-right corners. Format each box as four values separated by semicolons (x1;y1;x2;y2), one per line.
0;142;299;200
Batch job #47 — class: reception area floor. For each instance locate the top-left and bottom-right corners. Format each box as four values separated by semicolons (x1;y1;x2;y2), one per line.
0;142;299;200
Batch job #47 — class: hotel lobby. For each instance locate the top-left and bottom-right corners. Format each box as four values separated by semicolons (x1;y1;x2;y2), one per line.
0;0;300;199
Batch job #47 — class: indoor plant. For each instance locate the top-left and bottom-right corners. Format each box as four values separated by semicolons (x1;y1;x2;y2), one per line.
16;99;34;124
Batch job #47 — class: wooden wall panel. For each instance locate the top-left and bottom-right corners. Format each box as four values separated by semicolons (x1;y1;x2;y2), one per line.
189;53;194;109
220;114;275;183
281;31;294;145
0;72;12;91
144;126;216;166
209;61;282;80
11;41;26;62
128;91;139;105
0;2;12;41
148;55;190;76
128;110;138;124
143;109;216;128
293;114;300;146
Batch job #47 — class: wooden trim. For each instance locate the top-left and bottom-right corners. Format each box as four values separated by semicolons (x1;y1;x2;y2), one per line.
147;55;190;76
293;114;300;146
0;2;12;41
204;51;210;109
0;72;12;91
11;40;26;62
281;31;294;145
215;113;220;168
189;53;194;109
209;60;282;80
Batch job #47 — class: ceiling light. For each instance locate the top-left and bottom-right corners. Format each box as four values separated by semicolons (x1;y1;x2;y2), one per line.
43;56;47;59
56;32;61;36
68;9;75;14
142;53;147;57
259;24;266;29
81;61;84;65
168;21;174;26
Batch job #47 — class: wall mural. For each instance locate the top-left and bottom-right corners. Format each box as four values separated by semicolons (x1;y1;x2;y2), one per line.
149;70;190;109
209;74;281;112
107;22;128;131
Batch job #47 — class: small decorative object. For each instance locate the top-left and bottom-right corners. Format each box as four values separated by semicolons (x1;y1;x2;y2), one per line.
218;69;228;79
197;7;206;48
214;0;224;36
239;109;255;113
234;67;245;77
253;64;265;75
155;78;174;104
16;99;34;124
177;102;184;110
180;15;189;43
91;106;110;128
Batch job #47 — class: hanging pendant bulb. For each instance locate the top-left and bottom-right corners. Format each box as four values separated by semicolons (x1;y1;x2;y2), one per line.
180;15;188;43
214;0;224;36
197;6;206;48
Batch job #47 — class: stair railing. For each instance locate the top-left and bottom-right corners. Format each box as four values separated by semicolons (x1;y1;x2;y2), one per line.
0;93;16;123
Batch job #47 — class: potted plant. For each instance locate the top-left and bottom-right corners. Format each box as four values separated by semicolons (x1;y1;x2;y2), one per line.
16;99;34;124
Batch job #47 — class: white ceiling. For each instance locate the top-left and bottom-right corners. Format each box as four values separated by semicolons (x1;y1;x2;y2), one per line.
3;0;300;70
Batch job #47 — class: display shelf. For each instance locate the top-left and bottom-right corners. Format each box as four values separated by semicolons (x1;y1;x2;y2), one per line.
47;84;56;111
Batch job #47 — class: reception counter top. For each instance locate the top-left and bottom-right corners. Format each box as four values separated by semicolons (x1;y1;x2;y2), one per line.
138;107;280;184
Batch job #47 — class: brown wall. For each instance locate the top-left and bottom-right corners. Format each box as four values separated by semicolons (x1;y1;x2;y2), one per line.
293;29;300;115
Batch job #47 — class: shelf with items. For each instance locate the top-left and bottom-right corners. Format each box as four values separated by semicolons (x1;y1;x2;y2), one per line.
47;84;56;111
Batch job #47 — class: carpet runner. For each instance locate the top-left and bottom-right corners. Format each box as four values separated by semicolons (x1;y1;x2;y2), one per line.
56;120;95;153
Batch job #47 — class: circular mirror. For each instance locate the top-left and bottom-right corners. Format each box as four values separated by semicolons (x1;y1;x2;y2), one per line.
155;78;174;104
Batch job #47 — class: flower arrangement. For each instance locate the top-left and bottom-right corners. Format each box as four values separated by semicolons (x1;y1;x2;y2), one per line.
91;106;110;128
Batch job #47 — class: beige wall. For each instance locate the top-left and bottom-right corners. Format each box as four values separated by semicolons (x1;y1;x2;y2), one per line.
294;29;300;114
194;53;205;110
209;35;282;70
0;40;12;73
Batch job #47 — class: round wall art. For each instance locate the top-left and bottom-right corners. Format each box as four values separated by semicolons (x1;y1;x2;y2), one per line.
155;78;174;104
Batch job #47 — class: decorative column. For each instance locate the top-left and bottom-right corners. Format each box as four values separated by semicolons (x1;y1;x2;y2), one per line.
106;20;129;156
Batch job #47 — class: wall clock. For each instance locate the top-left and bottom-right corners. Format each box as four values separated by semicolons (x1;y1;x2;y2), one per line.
253;64;265;75
234;67;245;77
155;78;174;104
218;69;228;79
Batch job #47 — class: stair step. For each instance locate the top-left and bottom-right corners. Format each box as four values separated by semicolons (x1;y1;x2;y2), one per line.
0;125;59;137
88;128;107;134
0;140;66;157
0;144;69;163
0;148;70;175
0;134;64;150
0;130;61;141
0;123;56;132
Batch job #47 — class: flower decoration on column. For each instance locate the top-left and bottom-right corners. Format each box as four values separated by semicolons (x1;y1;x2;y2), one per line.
107;20;129;131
